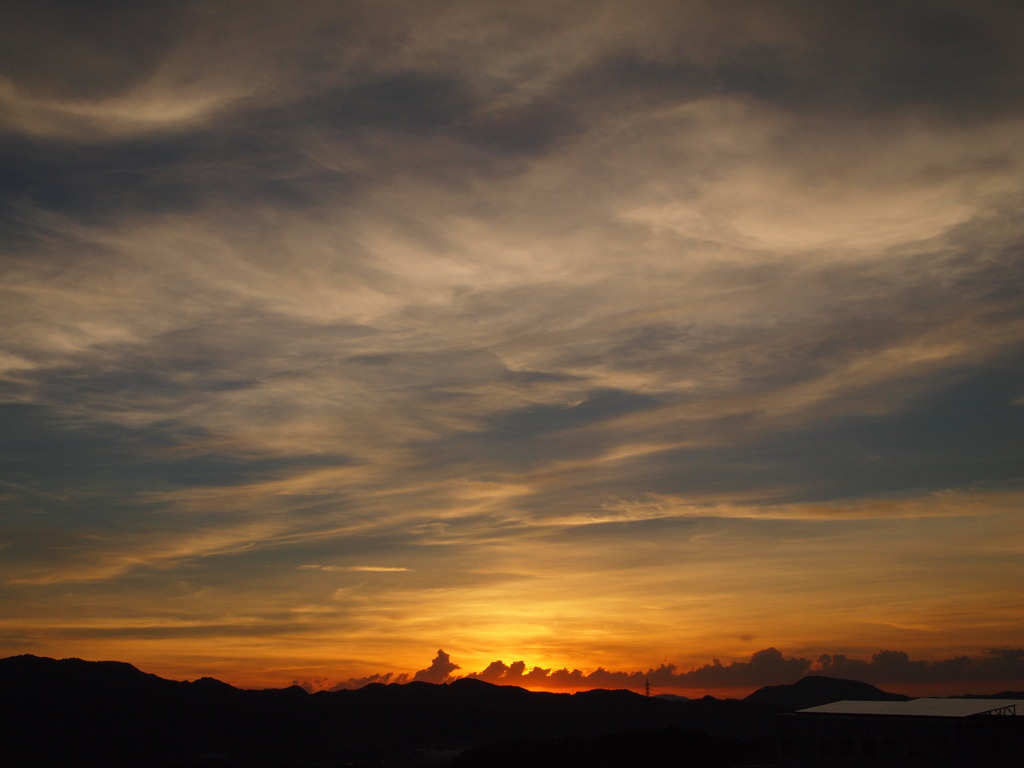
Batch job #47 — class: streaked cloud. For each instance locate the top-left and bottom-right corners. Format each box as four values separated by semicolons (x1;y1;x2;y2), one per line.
1;0;1022;691
301;565;412;573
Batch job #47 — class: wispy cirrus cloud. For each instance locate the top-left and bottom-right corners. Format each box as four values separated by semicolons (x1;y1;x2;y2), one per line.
1;0;1022;689
300;565;412;573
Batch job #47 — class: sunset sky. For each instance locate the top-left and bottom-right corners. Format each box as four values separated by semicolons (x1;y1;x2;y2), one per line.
2;0;1023;697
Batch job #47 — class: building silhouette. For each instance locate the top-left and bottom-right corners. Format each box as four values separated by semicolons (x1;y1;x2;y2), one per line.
778;698;1024;767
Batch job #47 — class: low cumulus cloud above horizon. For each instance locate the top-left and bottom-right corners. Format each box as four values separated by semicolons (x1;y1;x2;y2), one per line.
1;0;1022;691
319;647;1024;696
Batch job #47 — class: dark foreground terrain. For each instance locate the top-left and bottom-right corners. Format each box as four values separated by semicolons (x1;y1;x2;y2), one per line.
0;654;943;767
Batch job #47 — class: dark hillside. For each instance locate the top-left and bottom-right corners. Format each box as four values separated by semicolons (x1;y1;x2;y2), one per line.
451;727;773;768
744;674;909;710
0;655;801;767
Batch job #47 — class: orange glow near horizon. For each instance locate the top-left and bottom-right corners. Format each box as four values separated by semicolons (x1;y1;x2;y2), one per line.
2;0;1023;709
14;631;1021;700
4;495;1022;696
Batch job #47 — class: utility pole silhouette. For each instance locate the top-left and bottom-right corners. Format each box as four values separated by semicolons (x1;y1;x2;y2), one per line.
645;678;651;697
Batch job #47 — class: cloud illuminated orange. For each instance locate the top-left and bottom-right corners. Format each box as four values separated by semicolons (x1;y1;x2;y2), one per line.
1;0;1022;698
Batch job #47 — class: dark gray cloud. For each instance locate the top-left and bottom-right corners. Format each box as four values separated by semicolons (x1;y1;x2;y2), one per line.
412;649;461;684
465;646;1024;691
0;0;191;100
306;648;812;693
1;0;1022;688
818;648;1024;687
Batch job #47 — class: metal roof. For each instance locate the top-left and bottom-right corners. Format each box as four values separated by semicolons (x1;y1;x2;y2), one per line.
798;699;1024;718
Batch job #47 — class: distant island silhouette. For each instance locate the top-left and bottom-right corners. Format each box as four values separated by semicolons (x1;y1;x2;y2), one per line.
2;655;1021;767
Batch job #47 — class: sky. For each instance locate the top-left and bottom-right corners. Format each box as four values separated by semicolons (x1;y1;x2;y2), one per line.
1;0;1023;697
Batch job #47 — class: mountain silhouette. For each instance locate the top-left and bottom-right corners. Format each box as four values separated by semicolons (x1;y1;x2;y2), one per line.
743;674;909;709
0;654;786;767
15;656;976;767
